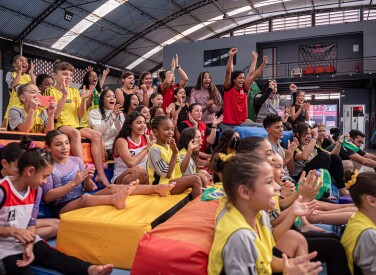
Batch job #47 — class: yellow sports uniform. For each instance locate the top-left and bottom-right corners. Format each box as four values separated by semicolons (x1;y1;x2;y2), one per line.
46;86;81;128
208;206;275;275
147;143;182;185
8;103;49;133
341;211;376;275
5;72;32;119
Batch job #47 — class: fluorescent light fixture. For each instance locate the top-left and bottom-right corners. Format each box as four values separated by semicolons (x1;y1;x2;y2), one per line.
23;41;123;71
52;0;126;50
126;6;250;70
254;0;294;8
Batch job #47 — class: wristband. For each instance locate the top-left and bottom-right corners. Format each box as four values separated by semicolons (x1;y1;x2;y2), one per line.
176;65;181;69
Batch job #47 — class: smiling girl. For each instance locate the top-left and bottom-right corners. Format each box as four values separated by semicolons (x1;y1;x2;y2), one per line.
8;84;56;133
43;130;135;217
208;154;321;274
89;89;125;160
190;71;222;126
115;71;136;106
147;116;202;199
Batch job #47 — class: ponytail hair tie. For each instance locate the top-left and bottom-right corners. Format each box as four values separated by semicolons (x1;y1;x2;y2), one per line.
345;169;359;190
28;141;37;150
218;152;236;162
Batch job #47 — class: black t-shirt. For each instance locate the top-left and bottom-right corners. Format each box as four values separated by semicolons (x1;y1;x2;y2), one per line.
326;143;366;160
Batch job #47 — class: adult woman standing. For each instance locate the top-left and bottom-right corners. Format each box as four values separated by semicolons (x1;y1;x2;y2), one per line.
221;48;267;130
190;71;222;127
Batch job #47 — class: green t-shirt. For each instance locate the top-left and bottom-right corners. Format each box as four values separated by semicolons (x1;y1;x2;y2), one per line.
247;82;260;121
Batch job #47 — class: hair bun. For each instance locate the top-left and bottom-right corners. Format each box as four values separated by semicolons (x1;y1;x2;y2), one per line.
19;136;35;151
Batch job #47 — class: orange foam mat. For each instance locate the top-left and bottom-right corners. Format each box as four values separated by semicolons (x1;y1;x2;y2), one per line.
0;131;94;163
131;197;219;275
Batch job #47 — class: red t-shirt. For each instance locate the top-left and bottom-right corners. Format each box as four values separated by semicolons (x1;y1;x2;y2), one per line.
160;84;178;111
222;85;248;125
182;120;207;152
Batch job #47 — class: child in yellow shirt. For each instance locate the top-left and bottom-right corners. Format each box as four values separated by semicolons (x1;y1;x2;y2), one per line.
4;55;36;126
46;61;110;186
341;171;376;275
208;154;322;275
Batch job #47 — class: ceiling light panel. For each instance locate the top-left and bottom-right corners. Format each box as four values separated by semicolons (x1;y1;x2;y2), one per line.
52;0;126;50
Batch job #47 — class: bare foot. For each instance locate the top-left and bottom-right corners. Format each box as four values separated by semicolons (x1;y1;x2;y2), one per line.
301;222;325;233
95;174;110;186
88;264;114;275
86;179;97;191
155;182;176;197
111;184;133;210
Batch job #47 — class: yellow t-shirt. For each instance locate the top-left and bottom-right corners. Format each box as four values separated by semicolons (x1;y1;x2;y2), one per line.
208;206;275;275
8;103;48;133
46;86;82;128
341;211;376;274
5;72;32;119
147;143;182;185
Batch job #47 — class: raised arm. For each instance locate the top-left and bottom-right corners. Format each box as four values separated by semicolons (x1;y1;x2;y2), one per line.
161;58;176;92
245;55;268;89
249;51;258;74
29;60;36;85
52;83;68;119
100;67;110;88
11;60;23;89
224;48;237;89
44;102;57;133
175;54;189;88
206;115;223;145
78;86;93;118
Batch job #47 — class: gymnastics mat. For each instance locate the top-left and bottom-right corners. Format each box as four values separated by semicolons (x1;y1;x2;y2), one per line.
131;196;220;274
233;126;293;145
56;193;190;269
0;131;94;163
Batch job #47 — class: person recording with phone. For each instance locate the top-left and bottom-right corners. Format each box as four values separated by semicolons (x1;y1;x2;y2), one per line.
8;83;56;133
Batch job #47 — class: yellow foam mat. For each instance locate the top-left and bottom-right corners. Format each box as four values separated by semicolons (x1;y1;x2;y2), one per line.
56;193;190;269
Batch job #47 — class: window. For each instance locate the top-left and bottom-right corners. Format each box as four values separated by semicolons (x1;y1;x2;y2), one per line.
233;21;269;36
364;9;376;21
204;48;236;67
316;10;359;26
272;15;311;31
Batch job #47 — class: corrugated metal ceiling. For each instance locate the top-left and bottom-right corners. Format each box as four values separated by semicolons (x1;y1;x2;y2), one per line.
0;0;373;74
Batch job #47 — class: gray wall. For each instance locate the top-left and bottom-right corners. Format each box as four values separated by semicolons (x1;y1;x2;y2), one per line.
163;20;376;86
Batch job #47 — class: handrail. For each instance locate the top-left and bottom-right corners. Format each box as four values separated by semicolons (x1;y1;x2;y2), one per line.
242;56;376;80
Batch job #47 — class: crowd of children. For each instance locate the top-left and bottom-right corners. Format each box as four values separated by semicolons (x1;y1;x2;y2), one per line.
1;50;376;274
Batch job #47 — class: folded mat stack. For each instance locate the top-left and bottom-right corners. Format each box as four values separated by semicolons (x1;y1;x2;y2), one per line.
56;193;190;269
132;196;220;274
